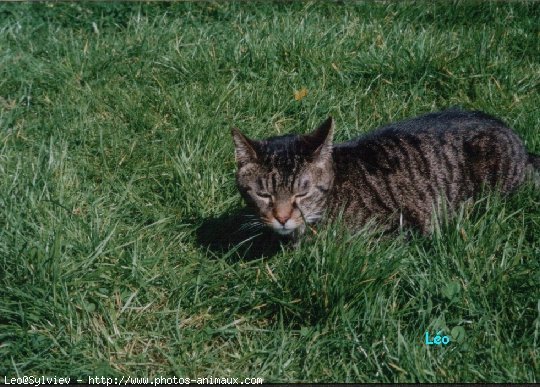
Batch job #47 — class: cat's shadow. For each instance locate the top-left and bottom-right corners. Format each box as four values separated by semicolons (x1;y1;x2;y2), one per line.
195;208;287;261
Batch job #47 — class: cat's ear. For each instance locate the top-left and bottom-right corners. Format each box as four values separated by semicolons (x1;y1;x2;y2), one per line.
231;127;258;166
307;117;334;161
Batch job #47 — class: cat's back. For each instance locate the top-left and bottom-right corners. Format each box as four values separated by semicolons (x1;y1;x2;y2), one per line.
329;109;529;232
336;109;510;150
333;109;525;168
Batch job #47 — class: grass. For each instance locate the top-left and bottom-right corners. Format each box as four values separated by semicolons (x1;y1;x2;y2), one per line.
1;1;539;383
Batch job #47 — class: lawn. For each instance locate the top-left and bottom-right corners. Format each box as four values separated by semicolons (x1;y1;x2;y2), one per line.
0;1;539;383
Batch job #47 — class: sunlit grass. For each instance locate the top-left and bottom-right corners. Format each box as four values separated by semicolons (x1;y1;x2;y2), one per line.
0;1;539;382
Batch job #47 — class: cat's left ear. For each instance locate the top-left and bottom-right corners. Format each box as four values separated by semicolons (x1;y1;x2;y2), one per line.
231;127;258;167
307;117;334;161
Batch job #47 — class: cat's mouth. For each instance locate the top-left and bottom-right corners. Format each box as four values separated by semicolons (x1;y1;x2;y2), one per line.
273;226;295;235
269;218;300;235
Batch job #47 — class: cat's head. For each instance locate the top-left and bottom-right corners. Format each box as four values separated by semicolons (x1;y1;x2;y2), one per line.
231;117;334;236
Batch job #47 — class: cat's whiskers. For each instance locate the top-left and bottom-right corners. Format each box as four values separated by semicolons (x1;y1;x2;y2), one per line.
239;217;265;233
297;208;320;235
304;210;323;224
239;224;264;233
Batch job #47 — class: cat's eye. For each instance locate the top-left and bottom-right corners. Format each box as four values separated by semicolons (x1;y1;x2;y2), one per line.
256;192;272;199
294;192;308;198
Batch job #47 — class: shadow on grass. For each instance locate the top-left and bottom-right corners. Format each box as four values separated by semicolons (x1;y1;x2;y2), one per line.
195;208;288;261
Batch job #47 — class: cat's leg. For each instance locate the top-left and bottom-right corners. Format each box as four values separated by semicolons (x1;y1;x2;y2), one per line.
401;207;433;236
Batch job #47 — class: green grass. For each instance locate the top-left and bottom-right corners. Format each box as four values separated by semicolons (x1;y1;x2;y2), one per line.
1;1;539;383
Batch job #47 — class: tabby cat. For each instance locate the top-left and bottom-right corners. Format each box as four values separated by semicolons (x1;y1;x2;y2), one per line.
231;109;539;239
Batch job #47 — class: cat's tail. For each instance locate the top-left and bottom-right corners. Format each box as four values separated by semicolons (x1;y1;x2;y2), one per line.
529;153;540;170
528;153;540;187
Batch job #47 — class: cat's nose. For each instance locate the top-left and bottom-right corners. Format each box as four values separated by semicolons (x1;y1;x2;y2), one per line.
275;214;290;225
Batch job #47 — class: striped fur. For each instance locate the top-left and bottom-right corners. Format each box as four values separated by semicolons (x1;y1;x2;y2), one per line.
232;109;539;237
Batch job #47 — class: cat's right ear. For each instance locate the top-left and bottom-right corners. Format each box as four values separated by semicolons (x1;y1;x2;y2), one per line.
231;128;258;167
308;117;334;162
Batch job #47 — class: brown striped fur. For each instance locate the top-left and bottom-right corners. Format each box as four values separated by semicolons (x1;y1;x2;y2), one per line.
231;109;539;238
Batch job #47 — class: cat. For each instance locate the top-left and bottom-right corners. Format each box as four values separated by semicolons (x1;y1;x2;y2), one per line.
231;109;540;239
